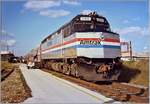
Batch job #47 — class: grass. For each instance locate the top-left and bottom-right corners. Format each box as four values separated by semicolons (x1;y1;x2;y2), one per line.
1;61;14;68
119;59;149;86
1;61;31;103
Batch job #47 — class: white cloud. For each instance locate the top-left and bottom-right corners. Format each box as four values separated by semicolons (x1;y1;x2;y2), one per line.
0;30;16;46
1;29;6;36
23;1;77;18
132;17;140;21
1;29;14;39
122;17;140;24
81;9;93;15
7;39;16;46
39;9;70;18
140;27;149;36
123;20;130;24
1;29;6;34
143;46;148;50
24;1;61;11
0;40;7;46
143;46;149;53
0;39;16;46
24;0;81;11
63;0;81;5
115;26;149;36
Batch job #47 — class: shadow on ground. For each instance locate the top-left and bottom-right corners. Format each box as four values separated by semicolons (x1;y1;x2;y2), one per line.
118;65;141;83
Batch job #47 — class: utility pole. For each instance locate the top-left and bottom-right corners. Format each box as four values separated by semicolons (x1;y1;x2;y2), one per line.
6;44;9;51
129;41;132;60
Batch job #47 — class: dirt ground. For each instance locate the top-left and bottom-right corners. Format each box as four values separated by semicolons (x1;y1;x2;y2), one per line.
1;62;31;103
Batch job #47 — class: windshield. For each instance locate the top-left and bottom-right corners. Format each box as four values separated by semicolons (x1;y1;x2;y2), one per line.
73;22;110;32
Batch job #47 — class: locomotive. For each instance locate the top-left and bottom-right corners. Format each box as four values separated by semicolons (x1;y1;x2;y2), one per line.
28;12;122;81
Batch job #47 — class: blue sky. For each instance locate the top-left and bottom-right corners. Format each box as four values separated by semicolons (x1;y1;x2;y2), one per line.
1;0;149;56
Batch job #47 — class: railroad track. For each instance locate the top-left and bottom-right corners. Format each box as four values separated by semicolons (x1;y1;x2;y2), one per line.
1;68;14;81
95;82;149;103
42;68;149;103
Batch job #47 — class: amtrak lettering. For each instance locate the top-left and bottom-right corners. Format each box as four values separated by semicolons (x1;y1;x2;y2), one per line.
80;40;101;45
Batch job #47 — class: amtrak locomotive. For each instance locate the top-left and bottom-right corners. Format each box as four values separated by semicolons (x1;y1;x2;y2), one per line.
27;12;122;81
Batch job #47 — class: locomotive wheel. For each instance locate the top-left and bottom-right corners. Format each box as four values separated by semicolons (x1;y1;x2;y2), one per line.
58;63;63;72
62;63;70;75
44;62;48;69
71;63;79;77
51;63;56;70
75;68;79;78
54;63;57;70
47;62;52;69
46;62;49;69
54;63;58;71
55;63;59;71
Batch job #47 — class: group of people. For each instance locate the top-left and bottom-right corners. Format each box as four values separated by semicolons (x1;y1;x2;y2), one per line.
27;61;35;69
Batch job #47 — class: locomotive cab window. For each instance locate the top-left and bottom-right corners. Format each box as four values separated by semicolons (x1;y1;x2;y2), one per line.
73;18;110;32
80;17;91;21
96;18;104;22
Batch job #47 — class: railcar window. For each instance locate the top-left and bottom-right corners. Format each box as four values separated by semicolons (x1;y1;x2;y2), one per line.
57;29;61;34
64;24;72;38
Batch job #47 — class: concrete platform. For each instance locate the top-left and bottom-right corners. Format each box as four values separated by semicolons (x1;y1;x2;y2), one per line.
20;64;121;104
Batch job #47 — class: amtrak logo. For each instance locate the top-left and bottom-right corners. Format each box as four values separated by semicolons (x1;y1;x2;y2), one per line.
80;35;104;45
80;40;101;45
